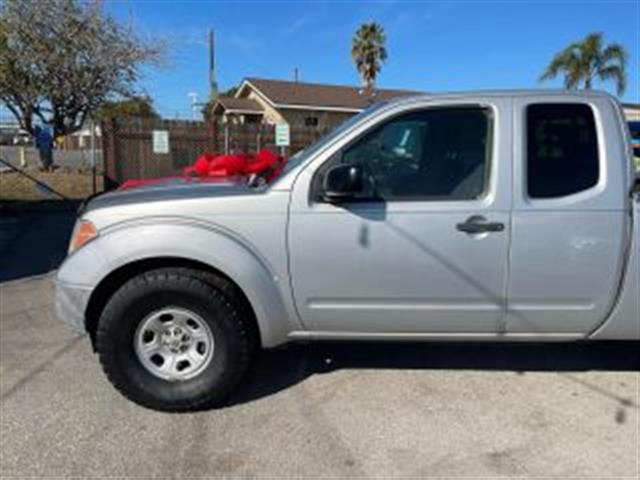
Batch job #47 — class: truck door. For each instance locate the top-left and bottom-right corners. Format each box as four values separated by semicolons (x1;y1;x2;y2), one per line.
287;99;513;334
507;97;629;335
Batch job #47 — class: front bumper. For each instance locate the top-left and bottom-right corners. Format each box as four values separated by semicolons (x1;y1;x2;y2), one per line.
54;278;92;335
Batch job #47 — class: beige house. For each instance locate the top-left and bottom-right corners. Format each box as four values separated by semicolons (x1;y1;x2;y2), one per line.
212;80;640;127
211;77;418;129
623;103;640;121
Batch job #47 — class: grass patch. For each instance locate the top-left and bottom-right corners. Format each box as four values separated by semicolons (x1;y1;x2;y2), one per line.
0;170;103;201
0;169;104;213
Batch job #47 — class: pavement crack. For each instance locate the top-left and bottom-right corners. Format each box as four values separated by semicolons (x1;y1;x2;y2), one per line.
0;335;83;402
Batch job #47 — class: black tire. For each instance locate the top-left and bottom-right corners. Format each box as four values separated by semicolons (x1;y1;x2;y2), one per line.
96;268;255;412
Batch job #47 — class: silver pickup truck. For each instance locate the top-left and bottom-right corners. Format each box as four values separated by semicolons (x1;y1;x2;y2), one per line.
55;90;639;411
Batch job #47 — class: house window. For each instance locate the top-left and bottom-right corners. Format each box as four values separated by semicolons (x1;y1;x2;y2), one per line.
305;116;319;127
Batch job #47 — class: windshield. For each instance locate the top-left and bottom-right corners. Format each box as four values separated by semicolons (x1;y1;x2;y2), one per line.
272;101;389;183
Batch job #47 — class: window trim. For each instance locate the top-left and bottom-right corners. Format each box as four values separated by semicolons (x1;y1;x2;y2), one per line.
310;104;495;204
524;102;602;201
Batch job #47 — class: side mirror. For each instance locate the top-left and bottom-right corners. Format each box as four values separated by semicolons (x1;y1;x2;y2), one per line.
322;164;364;202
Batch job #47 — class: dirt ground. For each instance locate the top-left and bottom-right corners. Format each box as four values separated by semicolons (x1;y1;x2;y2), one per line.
0;170;103;202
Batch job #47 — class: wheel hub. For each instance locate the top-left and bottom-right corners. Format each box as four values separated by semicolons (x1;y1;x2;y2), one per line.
133;307;215;382
161;326;191;352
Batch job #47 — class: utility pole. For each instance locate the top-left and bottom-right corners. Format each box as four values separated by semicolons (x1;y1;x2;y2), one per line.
294;67;299;83
209;29;219;102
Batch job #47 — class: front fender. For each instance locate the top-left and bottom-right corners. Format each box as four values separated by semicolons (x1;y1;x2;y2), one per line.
57;217;299;347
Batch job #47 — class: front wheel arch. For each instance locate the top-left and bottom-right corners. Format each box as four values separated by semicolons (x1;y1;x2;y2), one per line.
85;257;260;351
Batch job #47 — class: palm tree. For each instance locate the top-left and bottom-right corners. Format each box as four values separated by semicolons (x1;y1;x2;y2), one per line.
351;23;388;93
540;32;627;95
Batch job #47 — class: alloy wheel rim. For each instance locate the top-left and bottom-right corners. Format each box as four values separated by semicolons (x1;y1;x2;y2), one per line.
133;307;214;382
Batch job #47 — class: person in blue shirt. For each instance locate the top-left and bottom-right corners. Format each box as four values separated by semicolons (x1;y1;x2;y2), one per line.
34;124;54;170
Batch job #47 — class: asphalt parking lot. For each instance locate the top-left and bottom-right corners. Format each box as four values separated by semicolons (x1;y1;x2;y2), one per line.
1;212;639;478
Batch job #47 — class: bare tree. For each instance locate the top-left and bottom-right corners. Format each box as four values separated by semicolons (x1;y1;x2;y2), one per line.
0;0;164;144
99;96;159;120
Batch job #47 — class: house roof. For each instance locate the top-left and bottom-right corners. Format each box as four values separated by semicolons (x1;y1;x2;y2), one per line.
213;97;264;114
240;77;420;112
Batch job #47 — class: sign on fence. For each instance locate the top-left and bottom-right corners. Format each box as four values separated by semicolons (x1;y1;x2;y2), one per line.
275;123;290;147
152;130;170;154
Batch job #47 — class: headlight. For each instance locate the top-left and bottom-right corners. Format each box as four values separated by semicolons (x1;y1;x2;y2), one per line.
68;219;98;253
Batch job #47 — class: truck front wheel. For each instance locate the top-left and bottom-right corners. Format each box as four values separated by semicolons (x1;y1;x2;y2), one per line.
96;268;254;412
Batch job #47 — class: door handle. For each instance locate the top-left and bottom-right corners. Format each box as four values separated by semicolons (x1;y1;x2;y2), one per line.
456;216;505;234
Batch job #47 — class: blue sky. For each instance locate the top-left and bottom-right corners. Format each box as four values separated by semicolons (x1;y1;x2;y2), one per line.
107;0;639;118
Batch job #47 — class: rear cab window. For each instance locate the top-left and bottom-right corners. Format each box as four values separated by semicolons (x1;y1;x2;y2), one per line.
526;103;599;199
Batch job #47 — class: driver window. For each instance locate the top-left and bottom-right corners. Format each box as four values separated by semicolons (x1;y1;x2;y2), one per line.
337;107;491;201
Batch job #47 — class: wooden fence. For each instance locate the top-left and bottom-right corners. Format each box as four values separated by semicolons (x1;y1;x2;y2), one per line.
102;118;331;187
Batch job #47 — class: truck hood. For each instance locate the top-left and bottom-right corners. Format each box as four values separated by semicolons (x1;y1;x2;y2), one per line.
84;176;259;213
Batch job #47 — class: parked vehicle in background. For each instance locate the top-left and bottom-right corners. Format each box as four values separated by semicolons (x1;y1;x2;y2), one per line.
12;130;31;146
55;90;640;411
0;127;21;145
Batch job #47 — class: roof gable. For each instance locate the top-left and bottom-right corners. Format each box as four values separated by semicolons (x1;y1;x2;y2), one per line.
213;97;264;115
